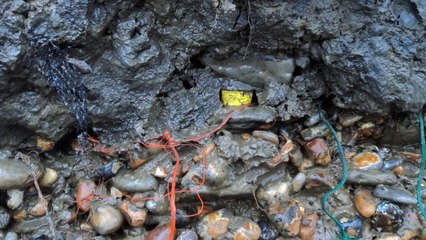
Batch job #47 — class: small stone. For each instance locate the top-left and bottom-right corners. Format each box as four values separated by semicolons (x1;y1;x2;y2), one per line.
354;189;378;218
97;161;124;178
353;151;383;170
339;114;363;127
378;233;401;240
371;202;403;232
241;133;252;141
146;195;169;215
303;113;322;127
256;181;291;206
257;220;278;240
36;136;55;152
90;203;124;235
80;223;94;231
112;168;158;193
0;159;33;190
153;166;168;178
292;172;306;192
12;217;48;233
76;180;96;212
383;158;404;171
252;130;279;145
119;200;147;227
393;166;405;175
358;122;376;137
4;231;18;240
269;200;303;237
304;138;331;166
29;197;48;217
300;123;329;141
341;215;363;238
233;219;262;240
7;190;24;210
146;224;171;240
39;168;59;187
226;106;276;129
298;213;318;240
12;208;27;222
373;185;417;205
177;230;198;240
205;156;229;188
0;206;10;229
197;209;232;239
347;170;398;185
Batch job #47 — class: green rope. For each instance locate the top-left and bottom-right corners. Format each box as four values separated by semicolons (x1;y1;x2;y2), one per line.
318;103;350;240
417;112;426;220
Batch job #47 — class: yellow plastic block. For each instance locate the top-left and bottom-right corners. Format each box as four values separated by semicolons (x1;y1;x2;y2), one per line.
221;90;253;106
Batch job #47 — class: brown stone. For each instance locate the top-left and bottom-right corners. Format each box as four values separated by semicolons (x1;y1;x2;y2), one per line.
233;221;262;240
146;224;171;240
119;200;147;227
353;151;382;170
305;138;331;166
354;189;377;218
393;166;405;176
298;213;318;240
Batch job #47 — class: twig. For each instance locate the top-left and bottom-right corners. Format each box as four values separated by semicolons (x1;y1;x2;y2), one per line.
18;153;58;239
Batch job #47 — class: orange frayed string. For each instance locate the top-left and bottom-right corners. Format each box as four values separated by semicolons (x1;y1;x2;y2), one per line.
81;105;248;240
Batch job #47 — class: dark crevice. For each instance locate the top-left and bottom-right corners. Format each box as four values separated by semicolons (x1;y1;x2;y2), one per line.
190;50;207;69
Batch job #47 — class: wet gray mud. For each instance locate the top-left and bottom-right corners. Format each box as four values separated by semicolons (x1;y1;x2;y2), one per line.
1;0;426;239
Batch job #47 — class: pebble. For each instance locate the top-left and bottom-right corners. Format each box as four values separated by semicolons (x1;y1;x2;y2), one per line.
354;189;378;218
393;166;405;175
112;168;158;193
373;185;417;205
353;151;383;170
298;213;318;240
341;215;363;238
303;113;322;127
371;202;403;232
292;172;306;192
4;231;18;240
97;161;124;178
119;200;147;227
256;181;291;206
252;130;279;145
197;209;232;239
232;218;262;240
257;220;278;240
205;156;229;188
36;136;55;152
12;217;48;233
347;170;398;185
146;224;171;240
0;206;10;230
153;166;168;178
300;123;329;141
7;189;24;210
29;197;48;217
268;200;303;237
383;158;404;171
378;233;402;240
146;196;169;215
304;138;331;165
227;106;276;128
0;159;32;190
177;230;198;240
339;114;363;127
76;180;96;212
39;167;59;187
90;203;124;235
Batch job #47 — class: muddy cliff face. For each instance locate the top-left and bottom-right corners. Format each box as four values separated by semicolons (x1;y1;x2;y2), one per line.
0;0;425;145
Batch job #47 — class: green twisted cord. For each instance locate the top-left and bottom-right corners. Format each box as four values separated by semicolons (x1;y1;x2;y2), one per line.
318;103;350;240
417;112;426;220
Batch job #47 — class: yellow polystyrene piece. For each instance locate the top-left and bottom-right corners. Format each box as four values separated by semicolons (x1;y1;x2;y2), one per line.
221;90;253;106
